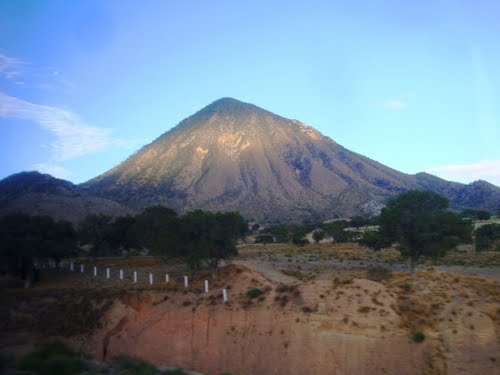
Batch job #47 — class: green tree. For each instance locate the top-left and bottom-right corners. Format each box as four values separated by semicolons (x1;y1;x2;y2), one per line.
475;224;500;252
358;231;392;250
321;221;352;243
255;233;274;244
312;229;325;244
130;206;178;250
0;214;76;287
177;210;247;276
375;190;472;274
78;214;114;256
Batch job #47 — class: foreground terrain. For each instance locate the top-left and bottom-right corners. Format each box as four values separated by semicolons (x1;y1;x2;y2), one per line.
1;244;499;375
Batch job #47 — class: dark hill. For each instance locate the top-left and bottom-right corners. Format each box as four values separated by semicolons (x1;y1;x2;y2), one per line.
0;171;133;224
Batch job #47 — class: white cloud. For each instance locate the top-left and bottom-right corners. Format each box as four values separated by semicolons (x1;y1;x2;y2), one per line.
0;53;28;80
427;160;500;186
382;99;408;110
0;52;75;92
33;163;72;180
0;91;137;161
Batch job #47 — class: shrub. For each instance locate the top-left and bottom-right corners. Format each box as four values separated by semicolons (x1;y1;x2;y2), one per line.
366;265;392;282
411;331;426;343
246;288;262;299
114;355;157;375
39;354;84;375
165;368;189;375
15;341;82;375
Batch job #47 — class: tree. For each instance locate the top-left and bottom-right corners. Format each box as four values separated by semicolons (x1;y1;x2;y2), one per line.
255;234;274;244
130;206;178;251
0;214;76;287
78;214;114;256
312;229;325;244
152;210;248;276
176;210;247;276
358;231;392;250
375;190;472;274
475;224;500;252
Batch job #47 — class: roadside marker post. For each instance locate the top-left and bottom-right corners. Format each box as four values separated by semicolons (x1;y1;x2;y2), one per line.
204;280;209;293
165;274;169;283
133;271;137;283
149;273;153;285
223;288;228;303
120;269;123;280
184;275;188;288
106;268;110;279
93;266;97;277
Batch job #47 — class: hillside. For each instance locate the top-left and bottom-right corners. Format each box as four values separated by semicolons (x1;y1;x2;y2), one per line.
0;171;133;224
82;98;500;222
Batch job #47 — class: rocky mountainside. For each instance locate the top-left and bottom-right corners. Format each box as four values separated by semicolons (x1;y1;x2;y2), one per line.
82;98;499;222
0;171;133;224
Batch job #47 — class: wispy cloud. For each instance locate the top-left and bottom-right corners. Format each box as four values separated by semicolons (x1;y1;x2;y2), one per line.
0;53;28;81
0;91;138;161
0;52;75;92
382;99;408;110
427;160;500;186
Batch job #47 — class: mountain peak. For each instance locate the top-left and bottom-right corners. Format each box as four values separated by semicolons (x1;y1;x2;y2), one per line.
196;97;270;117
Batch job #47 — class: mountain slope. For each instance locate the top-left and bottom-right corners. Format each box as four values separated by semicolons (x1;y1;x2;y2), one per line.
82;98;500;222
0;172;133;224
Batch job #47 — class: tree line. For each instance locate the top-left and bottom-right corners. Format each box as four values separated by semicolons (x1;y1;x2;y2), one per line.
0;207;247;287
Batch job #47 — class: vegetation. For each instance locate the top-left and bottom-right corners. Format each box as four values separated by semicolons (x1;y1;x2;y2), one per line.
255;233;274;244
366;265;392;282
0;213;76;287
247;288;262;299
15;341;84;375
475;224;500;252
410;331;426;343
461;209;491;221
312;229;325;243
114;355;157;375
364;190;472;273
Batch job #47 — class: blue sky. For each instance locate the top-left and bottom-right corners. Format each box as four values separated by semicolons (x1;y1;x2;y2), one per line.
1;0;499;185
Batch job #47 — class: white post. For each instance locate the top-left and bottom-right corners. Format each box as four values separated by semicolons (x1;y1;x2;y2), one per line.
204;280;209;293
120;269;123;280
93;266;97;277
80;264;84;273
133;271;137;283
149;273;153;285
184;275;188;288
106;268;110;279
165;274;169;283
70;262;74;272
223;288;228;303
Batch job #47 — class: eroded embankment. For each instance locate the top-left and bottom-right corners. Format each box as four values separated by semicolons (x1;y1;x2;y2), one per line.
76;265;499;375
1;265;499;375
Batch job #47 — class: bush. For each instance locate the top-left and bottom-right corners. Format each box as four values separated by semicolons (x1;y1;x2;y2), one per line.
246;288;262;299
411;331;426;343
165;369;189;375
15;341;82;375
366;265;392;282
39;354;84;375
114;355;157;375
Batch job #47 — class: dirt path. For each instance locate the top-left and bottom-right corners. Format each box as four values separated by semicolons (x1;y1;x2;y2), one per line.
231;260;296;284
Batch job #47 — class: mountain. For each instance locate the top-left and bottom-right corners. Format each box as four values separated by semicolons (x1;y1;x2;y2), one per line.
82;98;500;222
0;171;133;224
